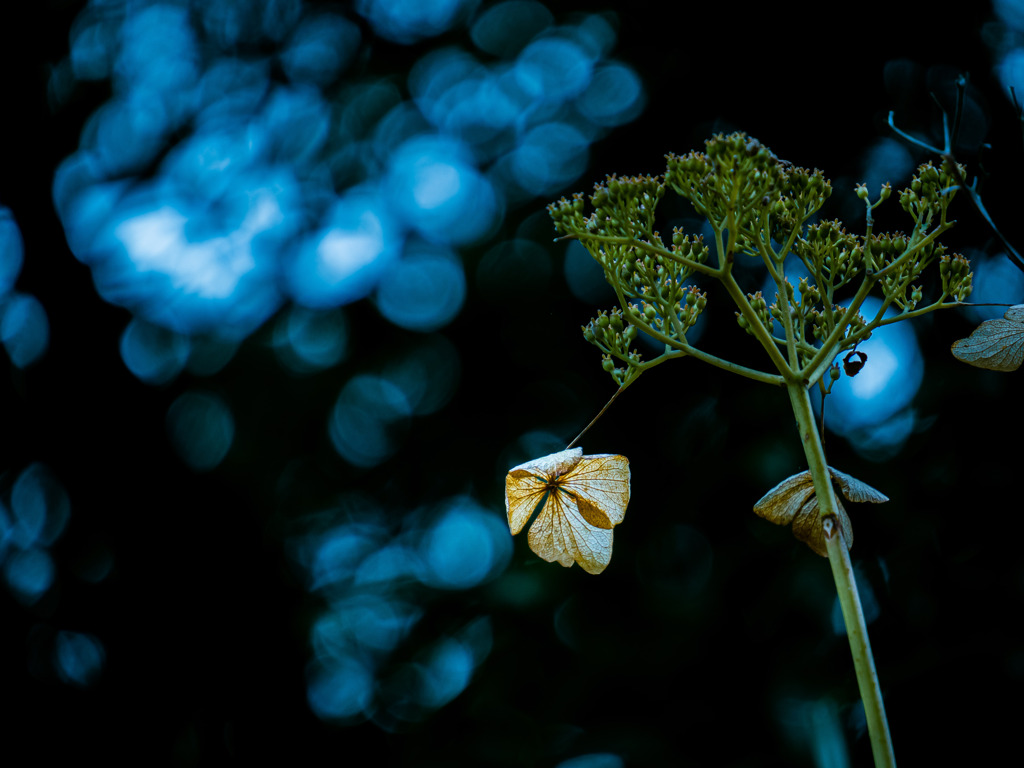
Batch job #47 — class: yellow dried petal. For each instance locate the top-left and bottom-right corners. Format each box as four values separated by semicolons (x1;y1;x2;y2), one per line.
504;448;630;574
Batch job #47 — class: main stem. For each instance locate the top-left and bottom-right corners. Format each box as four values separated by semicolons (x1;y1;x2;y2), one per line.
787;383;896;767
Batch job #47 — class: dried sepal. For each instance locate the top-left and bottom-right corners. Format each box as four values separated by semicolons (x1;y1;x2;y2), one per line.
826;466;889;504
505;448;630;575
753;466;888;557
950;304;1024;372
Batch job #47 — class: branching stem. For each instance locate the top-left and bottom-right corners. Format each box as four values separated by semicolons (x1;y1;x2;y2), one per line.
554;134;973;768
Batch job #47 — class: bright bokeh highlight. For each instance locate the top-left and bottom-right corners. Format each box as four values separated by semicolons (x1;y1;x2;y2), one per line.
962;252;1024;323
291;496;508;725
50;0;648;730
329;335;460;468
52;0;646;383
0;206;24;293
0;207;48;368
1;465;70;607
820;298;924;458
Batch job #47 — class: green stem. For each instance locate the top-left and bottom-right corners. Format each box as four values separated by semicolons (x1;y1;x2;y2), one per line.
787;383;896;768
823;518;896;768
720;271;794;378
622;319;785;387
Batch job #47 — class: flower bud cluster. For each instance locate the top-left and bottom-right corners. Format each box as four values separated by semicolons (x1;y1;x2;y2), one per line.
797;277;821;306
617;233;708;285
765;166;831;248
869;231;909;259
898;160;964;225
671;229;709;264
664;150;715;221
805;304;867;345
794;220;862;286
548;132;969;390
667;134;782;229
610;232;709;344
548;174;667;243
841;306;868;338
584;307;637;344
736;291;772;335
586;173;664;239
627;282;708;337
873;234;928;308
872;235;957;309
807;308;825;341
664;134;833;257
939;253;973;302
855;180;892;205
584;309;642;385
598;352;642;386
547;192;588;236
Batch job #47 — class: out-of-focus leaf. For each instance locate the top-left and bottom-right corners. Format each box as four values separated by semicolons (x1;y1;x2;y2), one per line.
505;448;630;575
753;466;888;557
951;304;1024;371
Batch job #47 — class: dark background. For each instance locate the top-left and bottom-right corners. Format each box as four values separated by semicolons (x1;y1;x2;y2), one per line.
2;0;1022;765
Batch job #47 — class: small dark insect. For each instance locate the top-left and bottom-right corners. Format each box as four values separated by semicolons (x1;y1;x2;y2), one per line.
843;350;867;377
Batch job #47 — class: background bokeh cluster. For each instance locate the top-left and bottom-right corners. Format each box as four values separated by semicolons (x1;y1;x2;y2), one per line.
3;0;1023;764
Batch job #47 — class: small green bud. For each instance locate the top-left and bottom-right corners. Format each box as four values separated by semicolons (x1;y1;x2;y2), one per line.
830;365;841;382
601;356;615;372
856;183;869;201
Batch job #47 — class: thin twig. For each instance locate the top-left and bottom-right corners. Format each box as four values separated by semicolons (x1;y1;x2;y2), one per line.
566;384;627;449
888;108;1024;274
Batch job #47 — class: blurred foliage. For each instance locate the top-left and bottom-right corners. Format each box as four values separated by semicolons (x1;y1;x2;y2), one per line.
2;0;1023;766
